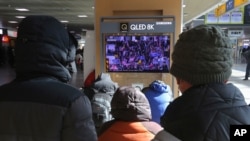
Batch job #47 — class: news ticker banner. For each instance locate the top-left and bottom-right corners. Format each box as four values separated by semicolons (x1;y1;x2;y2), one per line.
230;125;250;141
215;0;249;17
205;7;244;24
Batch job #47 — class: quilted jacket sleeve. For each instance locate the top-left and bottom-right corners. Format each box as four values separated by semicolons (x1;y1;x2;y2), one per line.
62;95;97;141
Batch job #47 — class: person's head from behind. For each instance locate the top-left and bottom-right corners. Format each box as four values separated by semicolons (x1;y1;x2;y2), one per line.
92;73;119;93
111;86;151;121
170;25;233;93
149;80;169;92
15;15;77;82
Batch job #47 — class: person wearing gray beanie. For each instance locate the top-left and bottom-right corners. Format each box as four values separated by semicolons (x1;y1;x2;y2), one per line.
170;25;233;85
160;25;250;141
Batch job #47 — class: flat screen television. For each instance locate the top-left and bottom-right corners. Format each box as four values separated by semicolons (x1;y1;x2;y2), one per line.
105;34;171;72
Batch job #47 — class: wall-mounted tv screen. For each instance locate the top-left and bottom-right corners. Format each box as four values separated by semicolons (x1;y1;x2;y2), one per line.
105;34;170;72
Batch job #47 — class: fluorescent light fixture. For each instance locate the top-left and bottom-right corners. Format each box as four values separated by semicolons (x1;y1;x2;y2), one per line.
60;20;69;23
15;8;29;11
78;15;88;18
8;21;18;23
15;16;25;19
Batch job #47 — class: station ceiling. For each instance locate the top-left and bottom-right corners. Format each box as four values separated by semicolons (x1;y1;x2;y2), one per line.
1;0;249;38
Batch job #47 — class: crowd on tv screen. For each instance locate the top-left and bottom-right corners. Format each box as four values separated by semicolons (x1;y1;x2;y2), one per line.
106;35;170;72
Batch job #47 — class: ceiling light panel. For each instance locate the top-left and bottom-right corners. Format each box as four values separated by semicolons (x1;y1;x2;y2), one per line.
15;8;29;11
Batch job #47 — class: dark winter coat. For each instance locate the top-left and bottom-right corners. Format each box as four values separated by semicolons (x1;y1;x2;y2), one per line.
160;83;250;141
98;86;162;141
242;48;250;63
0;15;97;141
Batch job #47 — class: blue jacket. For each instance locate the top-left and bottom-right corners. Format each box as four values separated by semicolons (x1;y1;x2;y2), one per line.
143;80;173;124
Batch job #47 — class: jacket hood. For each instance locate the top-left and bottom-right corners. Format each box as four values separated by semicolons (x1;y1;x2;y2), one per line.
15;15;74;82
92;73;119;93
111;86;152;121
149;80;169;93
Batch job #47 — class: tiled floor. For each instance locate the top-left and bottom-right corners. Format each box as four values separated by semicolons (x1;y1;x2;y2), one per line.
0;63;250;104
228;63;250;104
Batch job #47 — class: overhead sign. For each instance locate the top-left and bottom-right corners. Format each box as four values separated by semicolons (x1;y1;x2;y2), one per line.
234;0;248;7
231;10;243;24
218;13;230;23
215;0;249;17
228;30;244;37
207;7;244;24
7;30;17;37
205;12;218;24
215;3;226;17
226;0;234;11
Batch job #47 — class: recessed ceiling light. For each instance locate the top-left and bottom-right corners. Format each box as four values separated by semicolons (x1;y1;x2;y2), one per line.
92;7;95;9
8;21;18;23
183;4;186;8
78;15;88;18
15;16;26;19
61;20;69;23
15;8;29;11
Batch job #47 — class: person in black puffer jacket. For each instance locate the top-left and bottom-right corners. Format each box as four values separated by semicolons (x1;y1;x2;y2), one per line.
159;25;250;141
0;15;97;141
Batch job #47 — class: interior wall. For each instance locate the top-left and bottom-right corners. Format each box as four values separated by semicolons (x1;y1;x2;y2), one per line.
95;0;182;98
83;30;96;82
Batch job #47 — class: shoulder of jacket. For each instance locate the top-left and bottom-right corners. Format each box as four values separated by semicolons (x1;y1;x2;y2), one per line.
141;121;163;135
152;130;181;141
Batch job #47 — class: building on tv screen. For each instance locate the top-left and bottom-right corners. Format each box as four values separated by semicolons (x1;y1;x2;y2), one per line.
105;35;170;72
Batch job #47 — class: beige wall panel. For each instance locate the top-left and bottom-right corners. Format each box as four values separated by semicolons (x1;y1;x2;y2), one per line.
113;10;163;16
